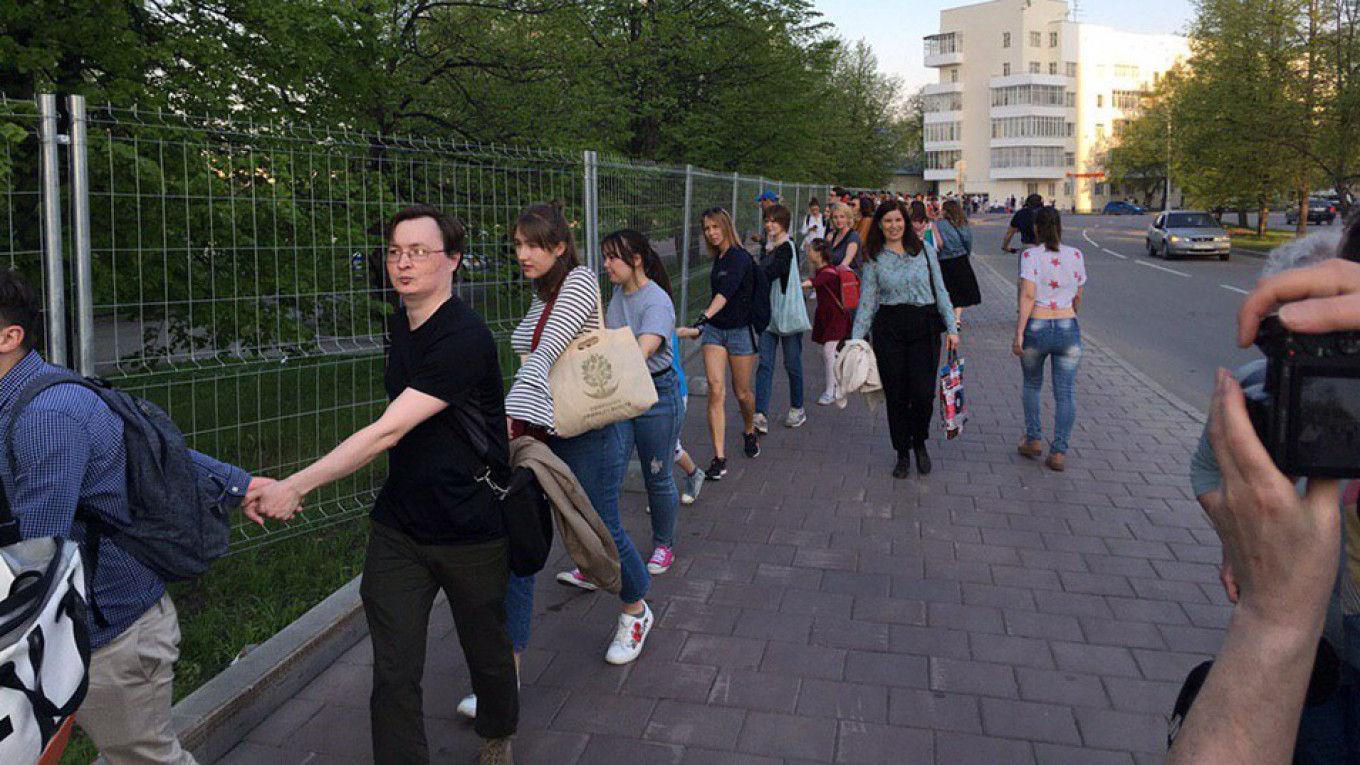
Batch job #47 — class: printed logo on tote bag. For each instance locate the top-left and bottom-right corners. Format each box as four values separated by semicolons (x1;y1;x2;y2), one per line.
581;353;619;399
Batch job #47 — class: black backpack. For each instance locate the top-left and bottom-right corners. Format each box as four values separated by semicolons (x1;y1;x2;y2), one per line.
3;373;231;588
747;249;771;335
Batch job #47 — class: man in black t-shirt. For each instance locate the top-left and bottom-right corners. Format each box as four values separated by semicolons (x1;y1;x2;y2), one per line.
248;205;517;764
1002;193;1044;253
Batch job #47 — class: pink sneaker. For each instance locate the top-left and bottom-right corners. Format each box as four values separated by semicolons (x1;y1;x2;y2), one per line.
647;546;674;575
555;568;599;591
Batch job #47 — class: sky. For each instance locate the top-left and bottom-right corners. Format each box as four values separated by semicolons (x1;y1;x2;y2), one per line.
813;0;1196;90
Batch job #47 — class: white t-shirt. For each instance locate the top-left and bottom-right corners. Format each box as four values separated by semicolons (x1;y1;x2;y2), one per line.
1020;244;1087;310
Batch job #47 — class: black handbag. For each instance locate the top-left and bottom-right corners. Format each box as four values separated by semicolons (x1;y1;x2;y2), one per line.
448;405;554;577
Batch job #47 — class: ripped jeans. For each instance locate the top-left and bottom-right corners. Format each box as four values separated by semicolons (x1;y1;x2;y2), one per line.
1021;318;1082;454
617;369;685;549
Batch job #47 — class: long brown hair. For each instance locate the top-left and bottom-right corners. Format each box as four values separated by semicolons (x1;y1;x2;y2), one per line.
516;203;580;300
602;228;672;296
1035;206;1063;252
863;200;923;262
941;199;968;228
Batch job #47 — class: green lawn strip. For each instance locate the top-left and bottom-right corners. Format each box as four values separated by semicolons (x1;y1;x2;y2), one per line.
1227;227;1299;252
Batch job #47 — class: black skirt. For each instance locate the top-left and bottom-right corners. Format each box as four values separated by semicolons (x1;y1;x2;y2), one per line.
938;255;982;308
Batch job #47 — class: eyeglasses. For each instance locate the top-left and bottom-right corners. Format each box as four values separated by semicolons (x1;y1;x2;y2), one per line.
385;247;445;263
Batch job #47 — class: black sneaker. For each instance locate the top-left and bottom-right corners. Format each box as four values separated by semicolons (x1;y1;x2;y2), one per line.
705;457;728;481
892;453;912;479
744;432;761;458
914;445;932;476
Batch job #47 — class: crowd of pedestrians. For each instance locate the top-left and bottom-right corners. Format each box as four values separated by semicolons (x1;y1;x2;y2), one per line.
0;184;1103;765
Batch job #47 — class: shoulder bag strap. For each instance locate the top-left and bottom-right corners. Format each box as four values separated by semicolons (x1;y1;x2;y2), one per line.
530;294;557;352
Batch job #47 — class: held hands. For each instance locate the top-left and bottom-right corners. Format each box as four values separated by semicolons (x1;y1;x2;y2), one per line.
243;477;305;525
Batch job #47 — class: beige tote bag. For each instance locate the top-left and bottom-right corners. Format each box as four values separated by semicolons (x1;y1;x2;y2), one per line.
548;293;658;438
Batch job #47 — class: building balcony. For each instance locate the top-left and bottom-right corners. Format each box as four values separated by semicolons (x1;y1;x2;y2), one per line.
924;33;963;67
924;111;962;124
989;73;1068;89
990;104;1070;120
924;168;957;181
923;139;962;152
990;136;1068;149
923;82;964;96
990;166;1067;180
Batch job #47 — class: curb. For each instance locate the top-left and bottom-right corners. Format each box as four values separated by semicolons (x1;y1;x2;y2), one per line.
154;576;367;764
972;256;1208;424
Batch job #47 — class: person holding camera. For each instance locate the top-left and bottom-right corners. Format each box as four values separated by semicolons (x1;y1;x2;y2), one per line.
1167;244;1360;762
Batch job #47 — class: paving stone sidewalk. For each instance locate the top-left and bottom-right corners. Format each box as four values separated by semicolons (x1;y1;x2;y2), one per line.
221;269;1227;764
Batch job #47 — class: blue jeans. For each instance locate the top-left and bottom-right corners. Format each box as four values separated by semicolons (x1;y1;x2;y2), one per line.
755;330;805;415
1295;614;1360;762
504;422;650;651
1021;318;1081;454
618;370;684;548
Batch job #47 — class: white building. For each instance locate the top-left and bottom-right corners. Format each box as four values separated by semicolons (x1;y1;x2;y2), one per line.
922;0;1188;212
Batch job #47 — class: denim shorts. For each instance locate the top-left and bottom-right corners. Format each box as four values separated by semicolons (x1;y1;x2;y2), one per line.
700;323;757;356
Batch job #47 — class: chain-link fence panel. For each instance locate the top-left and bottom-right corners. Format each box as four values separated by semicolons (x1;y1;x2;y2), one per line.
0;96;45;321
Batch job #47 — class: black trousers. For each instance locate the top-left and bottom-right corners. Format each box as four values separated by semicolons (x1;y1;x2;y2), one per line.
871;303;942;455
361;521;518;764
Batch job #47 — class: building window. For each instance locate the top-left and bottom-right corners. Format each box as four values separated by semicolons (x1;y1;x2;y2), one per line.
1065;62;1078;78
924;122;962;143
925;150;963;171
1095;182;1108;196
1065;122;1074;137
1030;32;1041;47
1095;123;1105;139
1096;94;1104;108
1049;62;1058;75
991;146;1066;169
1050;31;1059;48
991;115;1067;139
1048;183;1056;196
1064;152;1075;167
1003;32;1011;48
1112;89;1143;110
1029;62;1040;74
925;33;961;57
950;68;959;83
1003;62;1011;76
991;84;1066;107
1113;119;1130;137
1065;92;1077;107
1027;182;1040;195
924;92;965;112
1114;63;1140;79
1064;181;1074;196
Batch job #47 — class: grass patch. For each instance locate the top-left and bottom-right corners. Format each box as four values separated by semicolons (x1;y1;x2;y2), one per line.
1227;227;1299;251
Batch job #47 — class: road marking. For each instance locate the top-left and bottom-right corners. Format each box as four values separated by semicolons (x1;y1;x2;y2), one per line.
1136;260;1191;278
1101;247;1128;260
1082;229;1100;247
1220;284;1250;295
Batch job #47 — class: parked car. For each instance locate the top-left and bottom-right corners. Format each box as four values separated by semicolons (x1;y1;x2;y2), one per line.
1102;201;1145;215
1285;197;1338;226
1146;211;1232;260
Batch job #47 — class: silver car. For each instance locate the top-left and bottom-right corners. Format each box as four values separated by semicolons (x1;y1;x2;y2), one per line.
1146;211;1232;261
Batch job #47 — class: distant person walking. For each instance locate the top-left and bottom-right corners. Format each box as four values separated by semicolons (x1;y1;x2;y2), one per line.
803;238;850;405
851;200;959;479
1002;193;1044;254
935;199;982;327
1013;206;1086;472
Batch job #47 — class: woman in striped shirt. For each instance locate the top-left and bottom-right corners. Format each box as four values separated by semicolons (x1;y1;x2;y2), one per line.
459;204;655;720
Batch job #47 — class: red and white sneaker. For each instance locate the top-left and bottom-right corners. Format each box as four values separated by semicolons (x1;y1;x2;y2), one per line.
647;546;674;575
555;568;599;591
605;601;654;665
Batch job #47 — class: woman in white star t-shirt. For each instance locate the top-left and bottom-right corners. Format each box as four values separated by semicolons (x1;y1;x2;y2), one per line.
1013;206;1087;472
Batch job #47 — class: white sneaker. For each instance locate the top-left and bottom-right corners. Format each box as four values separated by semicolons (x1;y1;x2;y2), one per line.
784;408;807;428
753;413;769;434
816;392;836;406
605;601;654;665
457;678;520;720
680;469;705;505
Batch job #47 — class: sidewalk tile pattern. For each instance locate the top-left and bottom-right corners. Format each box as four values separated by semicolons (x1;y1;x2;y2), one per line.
220;269;1223;763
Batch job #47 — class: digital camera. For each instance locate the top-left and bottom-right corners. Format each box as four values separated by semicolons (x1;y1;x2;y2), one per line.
1245;315;1360;478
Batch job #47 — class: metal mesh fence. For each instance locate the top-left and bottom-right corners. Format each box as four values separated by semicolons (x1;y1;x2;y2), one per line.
5;93;827;553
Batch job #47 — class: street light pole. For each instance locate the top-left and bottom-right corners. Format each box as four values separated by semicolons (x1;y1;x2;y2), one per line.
1164;106;1173;210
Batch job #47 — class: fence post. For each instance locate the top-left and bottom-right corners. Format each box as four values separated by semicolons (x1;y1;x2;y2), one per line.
731;172;739;233
583;150;599;272
679;164;693;322
68;95;94;377
37;94;67;367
